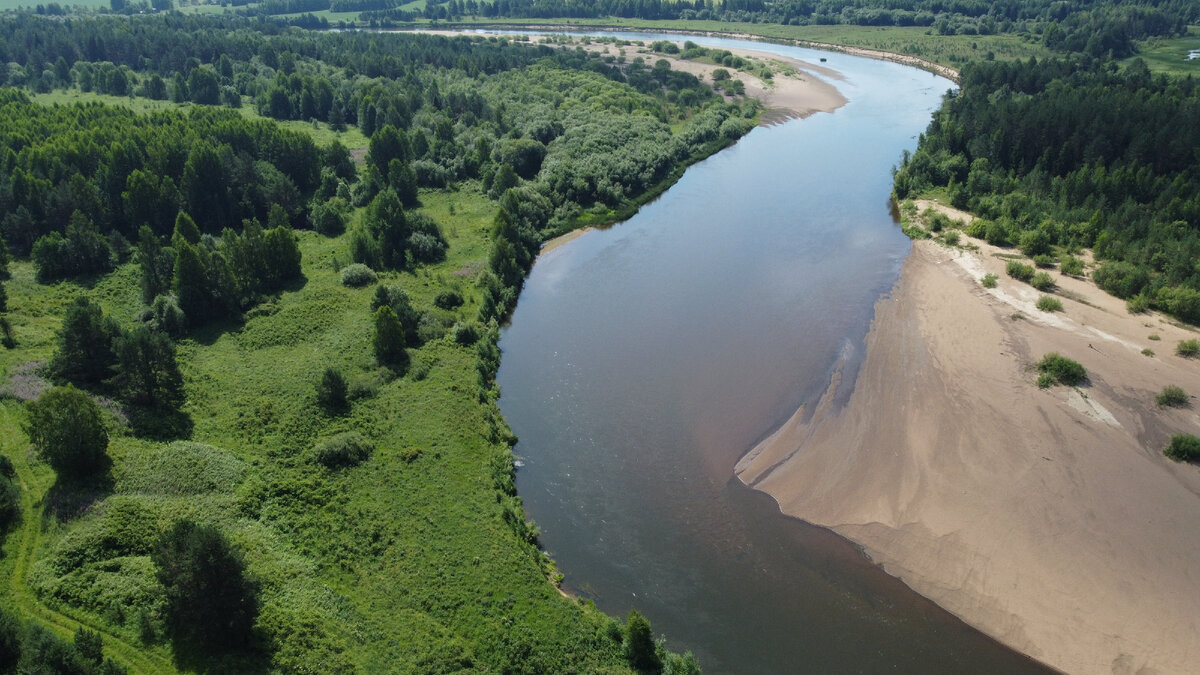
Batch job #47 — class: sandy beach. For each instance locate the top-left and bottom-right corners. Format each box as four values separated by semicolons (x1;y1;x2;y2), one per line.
419;31;847;122
737;207;1200;673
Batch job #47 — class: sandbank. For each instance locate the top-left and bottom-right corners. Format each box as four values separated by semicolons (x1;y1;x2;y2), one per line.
737;214;1200;673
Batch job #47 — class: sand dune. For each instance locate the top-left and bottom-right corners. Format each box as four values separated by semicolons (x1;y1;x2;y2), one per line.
737;221;1200;673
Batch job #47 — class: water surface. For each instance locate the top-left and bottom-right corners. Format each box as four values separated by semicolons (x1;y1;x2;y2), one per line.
497;34;1050;674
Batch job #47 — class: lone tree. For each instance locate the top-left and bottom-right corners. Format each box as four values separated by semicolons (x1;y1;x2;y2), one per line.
625;609;662;674
25;385;109;479
373;306;409;372
113;326;186;410
315;367;348;414
50;296;123;385
152;519;259;651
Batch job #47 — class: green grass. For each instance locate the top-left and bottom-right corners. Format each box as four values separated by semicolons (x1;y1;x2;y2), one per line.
0;183;640;671
1126;26;1200;76
1036;295;1063;312
0;0;108;7
1177;339;1200;358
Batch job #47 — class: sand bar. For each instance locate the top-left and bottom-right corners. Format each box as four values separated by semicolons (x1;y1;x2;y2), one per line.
737;216;1200;674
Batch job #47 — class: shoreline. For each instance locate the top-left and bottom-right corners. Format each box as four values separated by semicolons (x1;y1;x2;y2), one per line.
736;218;1200;673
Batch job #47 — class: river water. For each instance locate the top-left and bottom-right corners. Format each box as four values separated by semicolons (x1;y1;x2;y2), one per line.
496;33;1050;673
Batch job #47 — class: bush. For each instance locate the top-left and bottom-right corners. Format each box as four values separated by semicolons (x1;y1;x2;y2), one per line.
1060;255;1084;276
1126;294;1151;314
1156;385;1188;408
1164;434;1200;462
24;385;109;479
1036;353;1086;387
1029;271;1054;291
625;609;661;673
452;322;480;346
1177;339;1200;358
142;294;187;338
980;273;997;288
1006;260;1034;281
434;290;464;310
1032;254;1055;268
942;230;960;246
339;263;377;287
315;368;348;414
373;306;409;371
311;432;374;469
1093;261;1150;299
1036;295;1063;312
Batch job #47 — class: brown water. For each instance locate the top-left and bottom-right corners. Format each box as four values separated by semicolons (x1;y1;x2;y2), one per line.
497;35;1053;674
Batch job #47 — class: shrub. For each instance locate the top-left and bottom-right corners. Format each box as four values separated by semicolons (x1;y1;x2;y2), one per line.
1036;296;1063;312
1006;260;1034;281
434;290;464;310
1032;254;1055;268
1142;348;1155;357
1093;261;1150;299
1177;339;1200;358
311;432;374;469
1036;353;1086;387
625;609;661;673
1148;334;1161;341
25;385;109;479
452;322;480;346
1029;271;1054;291
964;219;987;239
1060;256;1084;276
0;473;18;536
942;230;960;246
142;294;187;338
1018;229;1051;257
1164;434;1200;462
1126;294;1150;314
980;273;997;288
339;263;376;287
1156;385;1188;408
373;306;409;371
315;368;348;414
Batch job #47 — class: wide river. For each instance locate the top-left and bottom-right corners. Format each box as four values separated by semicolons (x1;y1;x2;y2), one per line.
496;32;1050;673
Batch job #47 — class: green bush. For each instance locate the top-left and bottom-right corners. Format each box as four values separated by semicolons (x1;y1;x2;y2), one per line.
24;385;110;479
942;230;960;246
1029;271;1055;291
339;263;377;287
1060;255;1084;276
1126;294;1150;314
980;273;997;288
1156;385;1189;408
311;432;374;469
1032;254;1056;268
434;290;464;310
1006;260;1034;281
452;322;480;346
1036;295;1063;312
1142;348;1155;357
964;219;987;239
1177;339;1200;358
1093;261;1150;299
1164;434;1200;462
1036;353;1086;387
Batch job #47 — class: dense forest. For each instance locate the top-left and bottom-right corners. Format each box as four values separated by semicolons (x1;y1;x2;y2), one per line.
894;56;1200;323
0;11;752;673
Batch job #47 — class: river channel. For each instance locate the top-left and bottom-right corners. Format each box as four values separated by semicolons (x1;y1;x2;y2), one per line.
496;32;1051;674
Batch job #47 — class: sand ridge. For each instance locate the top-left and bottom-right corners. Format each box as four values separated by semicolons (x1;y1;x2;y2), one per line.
737;225;1200;673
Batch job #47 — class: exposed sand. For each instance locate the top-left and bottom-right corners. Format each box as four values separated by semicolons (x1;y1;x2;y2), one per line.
418;31;847;122
737;214;1200;673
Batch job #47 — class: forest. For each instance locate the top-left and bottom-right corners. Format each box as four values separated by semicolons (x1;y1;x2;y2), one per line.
0;11;752;673
894;56;1200;323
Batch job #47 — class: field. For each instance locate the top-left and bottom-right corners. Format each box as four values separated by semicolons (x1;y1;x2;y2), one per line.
1125;25;1200;74
0;90;639;671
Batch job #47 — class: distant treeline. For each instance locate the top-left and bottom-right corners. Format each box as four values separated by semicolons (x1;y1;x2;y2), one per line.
895;57;1200;322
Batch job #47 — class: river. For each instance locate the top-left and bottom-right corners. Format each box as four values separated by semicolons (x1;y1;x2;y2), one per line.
496;32;1051;674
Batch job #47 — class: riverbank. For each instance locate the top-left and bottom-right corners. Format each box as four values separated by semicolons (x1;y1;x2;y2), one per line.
417;30;847;122
736;218;1200;673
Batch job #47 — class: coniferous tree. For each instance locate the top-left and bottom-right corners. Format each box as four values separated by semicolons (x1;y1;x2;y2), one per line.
373;306;408;371
50;296;123;385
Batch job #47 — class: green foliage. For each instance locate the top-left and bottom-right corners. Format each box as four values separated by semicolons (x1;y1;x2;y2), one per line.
25;385;110;479
1036;352;1086;387
1164;434;1200;462
1005;260;1034;282
50;296;123;385
310;432;373;469
32;212;114;282
112;326;186;410
1060;255;1084;277
373;306;409;371
315;367;348;415
1032;254;1056;268
1029;271;1055;291
0;460;19;536
339;263;376;288
1093;262;1151;300
1126;294;1151;314
1176;339;1200;358
1156;385;1189;408
625;609;662;674
980;272;997;288
372;285;422;346
141;293;187;338
310;197;349;237
1036;295;1063;312
434;289;464;310
152;519;259;651
452;322;480;346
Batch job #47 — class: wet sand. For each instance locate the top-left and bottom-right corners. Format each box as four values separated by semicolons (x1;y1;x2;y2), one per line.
737;209;1200;674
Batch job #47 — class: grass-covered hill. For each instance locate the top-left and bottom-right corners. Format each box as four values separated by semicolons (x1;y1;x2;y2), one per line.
0;14;751;672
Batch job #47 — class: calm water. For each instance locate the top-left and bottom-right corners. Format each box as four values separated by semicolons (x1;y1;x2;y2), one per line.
497;34;1051;674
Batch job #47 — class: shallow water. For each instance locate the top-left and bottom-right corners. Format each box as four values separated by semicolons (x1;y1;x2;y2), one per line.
497;34;1051;674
